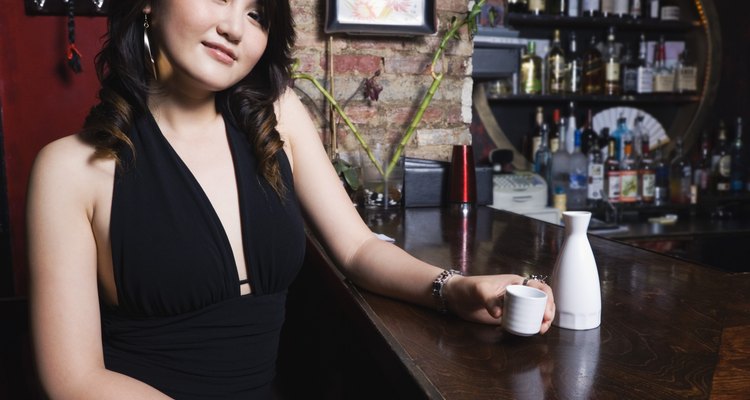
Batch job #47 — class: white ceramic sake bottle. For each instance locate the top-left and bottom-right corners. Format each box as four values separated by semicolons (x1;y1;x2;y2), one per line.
551;211;601;330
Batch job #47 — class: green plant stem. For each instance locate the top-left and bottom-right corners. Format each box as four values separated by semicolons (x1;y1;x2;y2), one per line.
293;0;485;180
292;72;385;177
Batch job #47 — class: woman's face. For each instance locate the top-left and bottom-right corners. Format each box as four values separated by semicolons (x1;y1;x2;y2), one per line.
146;0;268;95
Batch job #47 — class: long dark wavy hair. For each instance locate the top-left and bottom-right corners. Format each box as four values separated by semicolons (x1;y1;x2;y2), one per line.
81;0;296;196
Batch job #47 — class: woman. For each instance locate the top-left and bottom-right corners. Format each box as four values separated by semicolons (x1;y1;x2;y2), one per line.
26;0;555;398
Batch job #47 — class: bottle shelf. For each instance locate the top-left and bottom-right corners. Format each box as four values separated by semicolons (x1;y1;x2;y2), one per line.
506;13;700;32
486;93;701;104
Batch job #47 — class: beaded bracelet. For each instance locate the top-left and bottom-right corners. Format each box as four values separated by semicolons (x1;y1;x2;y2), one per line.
522;274;548;286
432;269;463;314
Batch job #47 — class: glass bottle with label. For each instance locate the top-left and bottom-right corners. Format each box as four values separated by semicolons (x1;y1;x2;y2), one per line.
550;108;562;152
582;35;604;94
619;139;639;203
548;0;567;15
711;120;731;195
551;121;571;204
610;115;629;162
605;140;621;203
568;129;589;209
692;130;712;195
669;137;692;204
635;33;654;93
508;0;529;13
568;0;579;17
566;31;583;94
581;109;598;155
613;0;629;17
565;101;578;154
521;41;543;94
654;148;669;205
652;35;674;93
674;49;698;93
630;0;642;18
604;27;621;96
639;139;656;204
587;135;604;206
621;43;639;94
660;0;680;21
582;0;600;17
535;123;553;188
547;29;567;95
529;0;547;15
730;117;745;193
528;106;545;162
648;0;660;19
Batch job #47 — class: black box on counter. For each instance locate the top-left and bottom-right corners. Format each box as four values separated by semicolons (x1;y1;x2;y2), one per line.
403;157;492;207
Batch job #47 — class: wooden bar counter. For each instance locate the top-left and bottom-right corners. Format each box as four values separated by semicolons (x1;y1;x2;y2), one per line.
277;206;750;399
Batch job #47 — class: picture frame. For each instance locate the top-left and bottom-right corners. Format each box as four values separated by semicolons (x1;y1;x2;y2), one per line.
325;0;437;36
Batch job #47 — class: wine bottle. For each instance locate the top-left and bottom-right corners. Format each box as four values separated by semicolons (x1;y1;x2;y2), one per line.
582;0;600;17
604;27;621;96
582;35;604;94
547;29;567;95
521;41;543;94
566;31;583;94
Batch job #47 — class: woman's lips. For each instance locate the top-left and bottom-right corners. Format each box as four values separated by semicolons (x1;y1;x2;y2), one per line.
202;42;236;65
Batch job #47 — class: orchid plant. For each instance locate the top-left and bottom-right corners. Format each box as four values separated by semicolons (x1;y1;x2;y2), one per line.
292;0;485;187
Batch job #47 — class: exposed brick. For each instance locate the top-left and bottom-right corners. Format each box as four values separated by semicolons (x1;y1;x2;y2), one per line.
384;55;432;75
333;54;383;75
437;0;472;13
342;104;380;124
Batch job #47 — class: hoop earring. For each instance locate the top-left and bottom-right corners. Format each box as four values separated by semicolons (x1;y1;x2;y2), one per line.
143;13;157;79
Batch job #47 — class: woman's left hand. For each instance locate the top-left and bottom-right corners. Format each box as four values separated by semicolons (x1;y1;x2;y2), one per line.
443;274;555;334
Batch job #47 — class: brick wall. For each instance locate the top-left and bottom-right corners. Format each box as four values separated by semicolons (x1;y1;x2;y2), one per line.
291;0;474;162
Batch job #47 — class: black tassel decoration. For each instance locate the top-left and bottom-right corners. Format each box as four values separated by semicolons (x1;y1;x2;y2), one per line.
66;0;83;73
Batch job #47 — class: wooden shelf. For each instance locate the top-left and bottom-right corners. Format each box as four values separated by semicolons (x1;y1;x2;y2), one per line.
506;13;700;32
486;93;701;104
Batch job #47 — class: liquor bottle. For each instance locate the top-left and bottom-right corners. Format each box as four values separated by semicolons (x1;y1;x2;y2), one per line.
568;0;580;17
631;114;645;166
674;49;698;93
565;101;578;154
548;0;567;15
660;0;680;21
587;136;605;206
508;0;529;13
581;109;598;155
669;137;692;204
601;0;615;17
547;30;567;95
534;123;553;188
566;32;583;94
551;124;571;204
647;0;660;18
635;33;654;94
582;0;600;17
621;43;639;94
568;129;589;209
692;130;712;195
652;35;674;93
605;140;621;203
582;35;604;94
521;41;543;94
639;139;656;204
711;120;731;195
654;148;669;204
604;27;621;96
613;0;629;17
619;138;639;202
599;127;611;162
610;114;629;162
528;106;545;162
729;117;745;193
529;0;547;14
630;0;642;18
550;108;562;152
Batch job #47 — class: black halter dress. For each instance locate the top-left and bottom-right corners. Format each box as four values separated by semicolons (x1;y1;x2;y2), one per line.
101;109;305;399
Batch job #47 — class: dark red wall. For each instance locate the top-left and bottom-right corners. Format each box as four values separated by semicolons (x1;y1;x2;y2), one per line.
0;2;106;295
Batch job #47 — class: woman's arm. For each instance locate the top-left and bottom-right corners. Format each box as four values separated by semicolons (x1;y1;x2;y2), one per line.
27;137;171;399
276;90;554;331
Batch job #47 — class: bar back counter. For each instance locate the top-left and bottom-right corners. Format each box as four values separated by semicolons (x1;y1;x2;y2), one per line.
277;206;750;399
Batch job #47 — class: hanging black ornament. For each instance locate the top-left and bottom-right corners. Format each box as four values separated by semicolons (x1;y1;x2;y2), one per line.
66;0;83;73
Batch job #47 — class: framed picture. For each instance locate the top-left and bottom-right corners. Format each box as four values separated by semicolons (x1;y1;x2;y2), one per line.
325;0;437;36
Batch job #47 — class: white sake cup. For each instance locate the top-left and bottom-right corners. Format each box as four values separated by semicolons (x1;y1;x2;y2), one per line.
502;285;548;336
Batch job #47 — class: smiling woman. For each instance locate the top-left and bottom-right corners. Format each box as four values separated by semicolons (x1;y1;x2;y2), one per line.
25;0;555;399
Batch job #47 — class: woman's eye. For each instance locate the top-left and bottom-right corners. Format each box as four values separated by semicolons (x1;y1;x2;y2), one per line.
248;10;262;22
